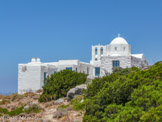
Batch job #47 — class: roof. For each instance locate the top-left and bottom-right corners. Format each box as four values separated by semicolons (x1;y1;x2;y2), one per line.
132;54;144;59
110;37;128;45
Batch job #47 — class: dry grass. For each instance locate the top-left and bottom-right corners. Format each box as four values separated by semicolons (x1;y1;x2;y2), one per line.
0;99;10;105
23;92;36;97
0;95;5;99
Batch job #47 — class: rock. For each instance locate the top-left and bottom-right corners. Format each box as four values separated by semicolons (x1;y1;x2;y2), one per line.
53;110;68;118
54;98;65;105
81;99;84;103
19;113;26;117
33;95;39;100
61;110;68;116
23;102;39;110
23;105;29;110
30;101;38;105
67;84;87;100
53;111;62;118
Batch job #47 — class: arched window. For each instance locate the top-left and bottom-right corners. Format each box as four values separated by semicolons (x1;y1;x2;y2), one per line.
101;47;103;55
115;47;117;51
95;47;97;55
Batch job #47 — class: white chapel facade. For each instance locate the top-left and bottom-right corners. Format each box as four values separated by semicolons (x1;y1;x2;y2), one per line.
18;35;148;94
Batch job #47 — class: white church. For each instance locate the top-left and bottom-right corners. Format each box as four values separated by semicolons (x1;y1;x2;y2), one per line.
18;35;148;94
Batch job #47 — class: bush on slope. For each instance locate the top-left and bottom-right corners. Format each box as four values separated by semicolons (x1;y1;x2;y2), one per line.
39;70;87;102
83;62;162;122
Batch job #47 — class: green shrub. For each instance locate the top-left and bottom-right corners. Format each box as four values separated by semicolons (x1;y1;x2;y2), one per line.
83;62;162;121
71;95;85;110
0;107;8;114
0;104;41;116
58;104;70;109
140;105;162;122
24;104;41;114
39;70;87;102
8;106;24;116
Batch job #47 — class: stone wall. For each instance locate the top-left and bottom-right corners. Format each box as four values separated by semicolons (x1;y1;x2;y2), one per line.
131;56;148;68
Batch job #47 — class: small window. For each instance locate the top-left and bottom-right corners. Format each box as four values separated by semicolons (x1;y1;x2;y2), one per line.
115;47;117;51
76;68;77;72
66;67;72;70
95;47;97;55
95;58;97;61
44;72;46;80
123;47;126;51
112;60;120;68
87;68;89;75
95;67;100;77
43;72;46;86
101;47;103;55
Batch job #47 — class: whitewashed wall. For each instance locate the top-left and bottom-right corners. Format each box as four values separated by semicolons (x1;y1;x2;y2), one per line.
18;64;42;94
100;56;132;75
92;45;106;61
18;63;57;94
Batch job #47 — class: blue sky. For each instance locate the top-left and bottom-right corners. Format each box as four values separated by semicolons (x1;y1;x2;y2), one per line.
0;0;162;94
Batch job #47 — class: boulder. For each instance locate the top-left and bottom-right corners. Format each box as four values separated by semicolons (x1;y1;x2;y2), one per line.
54;98;65;105
53;110;68;118
23;102;39;111
67;84;87;100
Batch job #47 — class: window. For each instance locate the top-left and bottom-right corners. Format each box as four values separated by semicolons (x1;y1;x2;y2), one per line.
123;47;126;51
95;67;100;77
44;72;46;80
54;71;57;74
112;60;120;68
101;47;103;55
87;68;89;75
115;47;117;51
43;72;46;86
95;58;97;61
76;68;77;72
66;67;72;70
95;47;97;55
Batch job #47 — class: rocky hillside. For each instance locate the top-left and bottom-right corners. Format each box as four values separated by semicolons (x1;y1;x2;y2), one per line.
0;91;84;122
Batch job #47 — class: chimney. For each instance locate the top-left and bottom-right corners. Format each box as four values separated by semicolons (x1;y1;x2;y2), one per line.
31;57;36;62
37;57;41;62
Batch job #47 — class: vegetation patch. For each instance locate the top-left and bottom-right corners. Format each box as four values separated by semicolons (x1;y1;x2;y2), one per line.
0;104;42;116
24;104;41;114
71;95;85;111
58;104;70;109
39;70;87;102
82;61;162;122
8;106;24;116
0;99;10;105
0;107;8;114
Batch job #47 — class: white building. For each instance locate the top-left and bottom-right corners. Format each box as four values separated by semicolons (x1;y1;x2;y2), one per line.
18;35;148;94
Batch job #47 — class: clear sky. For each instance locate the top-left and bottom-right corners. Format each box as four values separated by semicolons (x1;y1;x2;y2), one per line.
0;0;162;94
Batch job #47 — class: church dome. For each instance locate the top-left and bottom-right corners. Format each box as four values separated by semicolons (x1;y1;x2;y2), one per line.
110;36;128;45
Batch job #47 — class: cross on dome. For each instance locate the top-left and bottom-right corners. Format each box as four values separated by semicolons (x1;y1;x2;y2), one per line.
110;34;128;44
